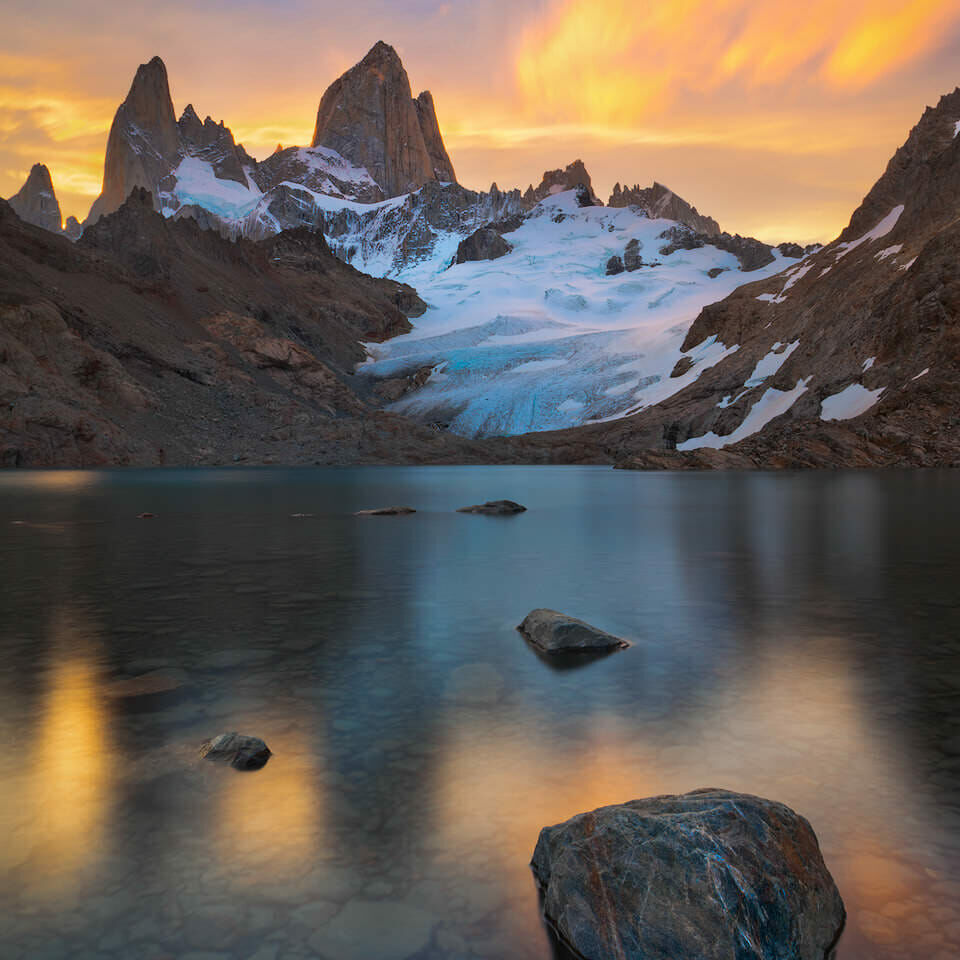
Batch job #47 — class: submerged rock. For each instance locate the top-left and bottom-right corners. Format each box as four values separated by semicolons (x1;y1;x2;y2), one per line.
531;787;845;960
354;506;417;516
199;732;271;771
518;608;628;654
456;499;526;515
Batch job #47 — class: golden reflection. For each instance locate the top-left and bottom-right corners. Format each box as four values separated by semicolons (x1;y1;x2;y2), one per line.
11;470;101;492
10;608;112;897
213;727;324;881
432;643;933;951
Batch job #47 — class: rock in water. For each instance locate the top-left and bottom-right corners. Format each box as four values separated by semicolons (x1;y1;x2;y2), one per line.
200;732;271;771
518;608;628;653
456;499;526;515
354;506;416;515
531;788;845;960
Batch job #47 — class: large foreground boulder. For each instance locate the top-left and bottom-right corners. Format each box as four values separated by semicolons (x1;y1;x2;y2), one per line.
518;609;628;653
531;788;845;960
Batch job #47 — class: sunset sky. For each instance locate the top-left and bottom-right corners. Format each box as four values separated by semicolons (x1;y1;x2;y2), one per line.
2;0;960;244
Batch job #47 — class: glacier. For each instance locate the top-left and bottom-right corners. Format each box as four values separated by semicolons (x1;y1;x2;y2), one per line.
356;191;791;436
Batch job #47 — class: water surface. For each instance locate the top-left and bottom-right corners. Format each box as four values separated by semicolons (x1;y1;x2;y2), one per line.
1;466;958;960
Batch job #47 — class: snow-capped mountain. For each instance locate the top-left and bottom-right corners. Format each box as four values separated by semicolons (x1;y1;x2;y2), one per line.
72;41;811;441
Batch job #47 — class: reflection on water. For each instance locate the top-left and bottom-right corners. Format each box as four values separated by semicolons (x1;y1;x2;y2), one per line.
0;466;958;960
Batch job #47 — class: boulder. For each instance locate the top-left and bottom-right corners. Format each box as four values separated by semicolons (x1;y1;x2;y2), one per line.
605;255;624;276
456;499;526;515
518;608;627;653
623;237;643;271
199;732;271;771
454;227;513;264
531;788;845;960
354;506;416;516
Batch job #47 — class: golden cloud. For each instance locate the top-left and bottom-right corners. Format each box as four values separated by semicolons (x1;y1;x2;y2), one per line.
516;0;960;124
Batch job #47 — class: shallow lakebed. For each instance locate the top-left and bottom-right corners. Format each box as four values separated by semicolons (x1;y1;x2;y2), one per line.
1;465;958;960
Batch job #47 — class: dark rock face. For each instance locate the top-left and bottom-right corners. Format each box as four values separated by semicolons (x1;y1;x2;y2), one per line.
311;41;457;198
63;216;82;240
623;237;643;271
456;499;527;515
777;241;804;258
517;609;627;653
670;356;694;378
354;506;416;515
531;788;845;960
658;224;776;272
200;732;272;770
605;255;624;276
177;104;249;187
8;164;62;234
454;227;513;264
86;56;181;224
532;160;601;204
608;181;720;236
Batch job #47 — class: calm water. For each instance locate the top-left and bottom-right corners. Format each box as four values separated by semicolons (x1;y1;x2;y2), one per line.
1;466;959;960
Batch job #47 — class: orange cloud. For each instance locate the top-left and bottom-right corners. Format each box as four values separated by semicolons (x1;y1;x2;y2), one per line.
515;0;960;124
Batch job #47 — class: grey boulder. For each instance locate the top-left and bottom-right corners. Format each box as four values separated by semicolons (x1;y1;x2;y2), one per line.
518;609;628;653
456;499;526;515
531;787;845;960
200;732;272;770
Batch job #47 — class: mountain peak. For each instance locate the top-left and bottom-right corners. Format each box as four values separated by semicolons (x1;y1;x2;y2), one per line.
7;162;62;233
310;42;457;196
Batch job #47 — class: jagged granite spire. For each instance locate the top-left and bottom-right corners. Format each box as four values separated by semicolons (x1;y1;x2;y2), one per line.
608;181;721;236
8;163;62;233
86;56;181;224
310;41;457;197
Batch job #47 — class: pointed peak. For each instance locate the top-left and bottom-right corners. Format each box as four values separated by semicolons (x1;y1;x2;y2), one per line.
363;40;402;64
27;163;54;186
180;103;199;122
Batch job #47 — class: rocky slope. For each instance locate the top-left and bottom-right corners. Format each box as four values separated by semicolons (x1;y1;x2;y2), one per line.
7;164;63;234
602;87;960;468
0;191;527;467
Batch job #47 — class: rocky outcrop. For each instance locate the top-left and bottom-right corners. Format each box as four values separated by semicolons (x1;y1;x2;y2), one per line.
608;180;721;236
86;56;181;224
517;609;627;653
603;86;960;469
456;499;527;515
414;90;456;183
7;164;62;233
311;41;457;198
531;788;845;960
63;216;82;240
454;227;513;264
177;104;249;187
200;732;271;770
529;160;600;204
605;255;624;276
657;223;781;272
354;506;416;515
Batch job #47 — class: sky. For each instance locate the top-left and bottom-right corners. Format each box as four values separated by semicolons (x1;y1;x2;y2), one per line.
2;0;959;244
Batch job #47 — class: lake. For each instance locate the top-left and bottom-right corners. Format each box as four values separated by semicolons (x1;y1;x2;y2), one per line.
1;466;958;960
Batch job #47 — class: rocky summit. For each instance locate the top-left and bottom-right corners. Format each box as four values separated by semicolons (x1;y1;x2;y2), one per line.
7;163;63;234
311;41;457;198
531;788;845;960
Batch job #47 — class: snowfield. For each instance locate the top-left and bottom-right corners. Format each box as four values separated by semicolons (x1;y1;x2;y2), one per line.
357;191;791;436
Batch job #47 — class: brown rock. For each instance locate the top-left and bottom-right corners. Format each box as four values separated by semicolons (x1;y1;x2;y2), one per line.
311;41;457;198
354;506;416;515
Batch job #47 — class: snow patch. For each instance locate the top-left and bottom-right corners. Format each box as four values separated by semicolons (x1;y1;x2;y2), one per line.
862;357;875;371
171;157;262;219
820;383;884;420
955;120;960;138
912;367;929;380
875;244;903;262
679;377;812;450
746;340;800;386
835;205;904;260
900;257;917;271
